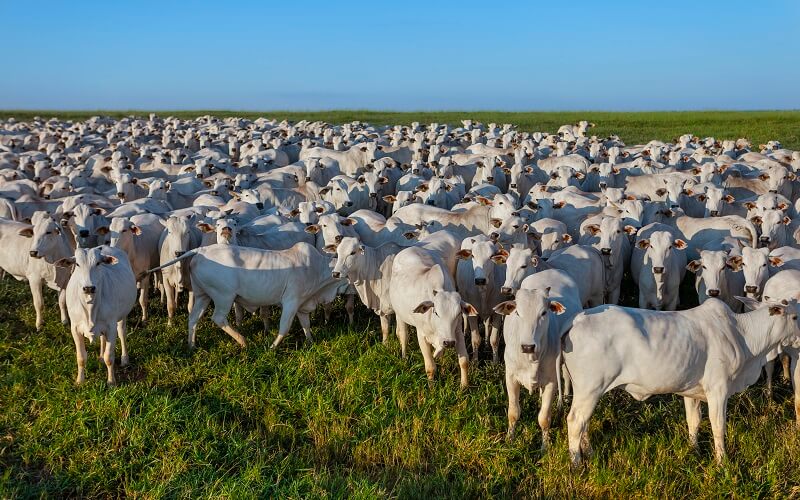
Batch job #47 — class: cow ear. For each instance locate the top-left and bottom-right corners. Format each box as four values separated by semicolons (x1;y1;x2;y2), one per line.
490;252;507;264
490;218;503;228
322;244;337;254
18;227;34;237
623;225;638;235
673;239;687;249
461;302;479;316
636;239;650;249
553;201;565;209
655;188;667;197
403;231;418;240
100;255;118;265
573;171;585;180
562;234;572;243
686;260;702;272
197;222;214;233
289;209;300;217
492;300;516;316
130;225;142;235
758;173;770;181
55;257;75;268
379;176;389;185
768;304;786;316
319;187;331;195
229;191;241;200
549;300;566;315
475;196;492;206
304;224;320;234
727;255;743;271
340;218;357;226
696;193;707;202
723;194;735;204
96;226;109;235
413;301;434;314
356;176;366;184
585;224;600;236
315;206;325;214
743;201;757;210
769;256;784;267
358;244;365;254
382;195;397;203
783;216;792;225
750;216;763;226
456;249;473;260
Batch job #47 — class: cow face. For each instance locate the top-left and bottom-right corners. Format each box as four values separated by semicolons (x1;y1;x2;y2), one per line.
413;289;476;358
493;287;565;360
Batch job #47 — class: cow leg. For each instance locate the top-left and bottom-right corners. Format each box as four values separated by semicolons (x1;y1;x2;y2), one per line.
259;307;270;334
562;363;572;400
29;278;44;330
271;303;299;349
765;360;774;398
297;311;314;344
791;352;800;427
187;292;211;349
209;296;246;347
118;319;129;367
322;303;332;322
683;397;702;448
396;320;409;359
782;353;791;381
234;303;244;326
468;315;481;361
70;326;87;385
187;290;194;313
489;315;502;364
138;274;151;322
538;382;556;451
99;336;106;361
58;288;68;325
379;313;390;344
417;331;436;386
707;394;729;463
567;389;602;467
158;274;165;303
456;330;469;389
164;281;176;326
345;293;355;325
506;373;521;441
103;331;117;386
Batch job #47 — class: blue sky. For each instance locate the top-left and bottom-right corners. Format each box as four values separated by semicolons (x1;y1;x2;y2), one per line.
1;1;798;111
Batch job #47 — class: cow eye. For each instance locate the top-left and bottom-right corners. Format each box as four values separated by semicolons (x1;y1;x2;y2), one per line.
45;231;51;235
541;311;547;317
521;265;527;269
702;265;706;269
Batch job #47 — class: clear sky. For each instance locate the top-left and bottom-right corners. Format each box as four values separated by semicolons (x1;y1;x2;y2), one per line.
1;0;798;111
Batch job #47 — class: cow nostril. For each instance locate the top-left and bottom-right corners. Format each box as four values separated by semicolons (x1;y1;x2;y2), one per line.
117;192;125;198
500;287;513;296
490;232;500;240
521;344;535;354
487;176;494;182
475;278;487;285
745;285;758;294
443;340;456;348
710;210;719;216
33;177;41;182
599;182;607;189
708;289;720;297
509;183;517;188
769;190;777;194
601;248;612;255
653;267;664;274
29;250;38;258
332;271;341;279
82;286;96;294
334;235;343;243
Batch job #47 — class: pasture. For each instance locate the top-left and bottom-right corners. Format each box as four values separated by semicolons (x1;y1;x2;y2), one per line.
1;111;800;498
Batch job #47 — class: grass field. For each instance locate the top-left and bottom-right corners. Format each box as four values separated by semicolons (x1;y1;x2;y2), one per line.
2;111;800;498
1;110;799;150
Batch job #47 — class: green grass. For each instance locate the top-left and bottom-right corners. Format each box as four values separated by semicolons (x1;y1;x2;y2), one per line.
2;110;800;497
1;274;800;498
2;110;800;150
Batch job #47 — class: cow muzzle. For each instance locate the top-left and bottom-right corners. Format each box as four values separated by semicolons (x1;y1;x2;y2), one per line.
708;289;720;297
709;210;720;217
345;201;353;207
78;229;89;238
174;250;185;257
256;202;264;210
601;248;612;255
117;192;125;199
653;267;664;274
426;200;435;205
474;277;487;286
334;235;343;243
521;344;536;354
745;285;759;294
332;271;341;279
500;287;513;296
443;340;456;348
599;182;607;189
29;250;40;258
759;236;770;246
82;286;96;294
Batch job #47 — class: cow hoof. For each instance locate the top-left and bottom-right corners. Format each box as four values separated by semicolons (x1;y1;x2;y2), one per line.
120;357;129;367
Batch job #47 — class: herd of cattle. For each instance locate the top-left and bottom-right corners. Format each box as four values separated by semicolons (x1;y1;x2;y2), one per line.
2;115;800;465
